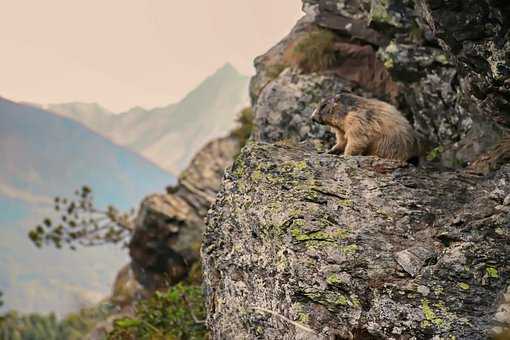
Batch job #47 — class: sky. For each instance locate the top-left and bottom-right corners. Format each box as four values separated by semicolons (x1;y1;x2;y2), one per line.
0;0;302;112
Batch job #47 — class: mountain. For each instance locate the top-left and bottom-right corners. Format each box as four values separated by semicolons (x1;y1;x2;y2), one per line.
48;63;250;174
0;97;175;315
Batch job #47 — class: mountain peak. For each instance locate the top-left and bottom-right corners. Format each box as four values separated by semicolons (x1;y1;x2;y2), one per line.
216;63;241;77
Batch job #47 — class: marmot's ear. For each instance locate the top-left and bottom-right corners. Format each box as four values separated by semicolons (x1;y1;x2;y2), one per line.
341;94;358;108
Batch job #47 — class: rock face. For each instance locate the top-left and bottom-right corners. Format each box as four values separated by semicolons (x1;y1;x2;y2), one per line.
253;69;363;148
203;2;510;338
417;0;510;124
203;142;510;339
128;134;240;293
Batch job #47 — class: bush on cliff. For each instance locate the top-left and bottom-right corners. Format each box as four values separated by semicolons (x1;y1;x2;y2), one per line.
231;107;254;148
290;29;339;73
108;283;206;340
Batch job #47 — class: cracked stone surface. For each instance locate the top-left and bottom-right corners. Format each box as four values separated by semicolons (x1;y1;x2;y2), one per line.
203;142;510;339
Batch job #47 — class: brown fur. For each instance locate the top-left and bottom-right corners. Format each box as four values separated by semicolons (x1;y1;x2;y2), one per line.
311;93;419;162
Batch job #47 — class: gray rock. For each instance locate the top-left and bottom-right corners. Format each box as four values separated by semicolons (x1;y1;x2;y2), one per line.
253;68;367;148
395;246;436;277
203;143;510;339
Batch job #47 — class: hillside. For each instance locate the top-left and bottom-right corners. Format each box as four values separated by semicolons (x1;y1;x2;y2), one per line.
49;63;250;174
0;98;175;315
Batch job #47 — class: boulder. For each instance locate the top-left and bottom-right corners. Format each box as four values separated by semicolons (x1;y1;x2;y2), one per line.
128;135;240;292
203;142;510;339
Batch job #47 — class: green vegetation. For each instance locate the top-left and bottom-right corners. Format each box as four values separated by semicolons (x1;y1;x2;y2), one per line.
231;107;255;149
292;29;339;73
28;186;134;249
369;0;402;27
458;282;470;290
426;146;444;161
0;304;111;340
108;283;207;340
486;266;499;278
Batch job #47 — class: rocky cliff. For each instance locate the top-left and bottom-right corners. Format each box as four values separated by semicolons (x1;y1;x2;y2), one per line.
203;0;510;339
250;0;509;167
203;143;510;339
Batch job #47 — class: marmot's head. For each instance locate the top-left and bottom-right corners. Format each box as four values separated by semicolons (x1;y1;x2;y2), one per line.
311;93;358;125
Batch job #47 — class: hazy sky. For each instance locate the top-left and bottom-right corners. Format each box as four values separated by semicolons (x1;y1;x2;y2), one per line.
0;0;302;112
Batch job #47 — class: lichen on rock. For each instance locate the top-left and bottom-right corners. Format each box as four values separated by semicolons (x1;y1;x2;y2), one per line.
203;143;510;339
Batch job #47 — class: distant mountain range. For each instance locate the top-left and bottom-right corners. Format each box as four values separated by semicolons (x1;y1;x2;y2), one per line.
48;63;250;174
0;97;175;315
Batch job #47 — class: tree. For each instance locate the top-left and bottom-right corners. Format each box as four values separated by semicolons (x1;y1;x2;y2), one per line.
28;186;135;250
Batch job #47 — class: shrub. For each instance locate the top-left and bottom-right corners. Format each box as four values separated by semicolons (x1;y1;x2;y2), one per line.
231;107;255;148
291;29;339;73
108;283;207;340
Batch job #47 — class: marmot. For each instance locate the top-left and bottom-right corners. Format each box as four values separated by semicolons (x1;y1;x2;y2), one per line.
311;93;419;162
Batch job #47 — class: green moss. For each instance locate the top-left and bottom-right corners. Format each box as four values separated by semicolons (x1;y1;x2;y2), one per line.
486;266;499;278
251;170;264;182
290;221;349;244
458;282;470;290
291;228;330;242
288;208;304;218
369;0;401;27
233;159;246;178
434;54;449;65
297;312;309;324
302;290;359;310
426;146;445;161
420;299;459;330
422;299;437;321
293;161;308;171
326;274;344;285
338;199;353;207
336;295;350;306
340;244;358;255
304;190;322;203
237;181;248;193
384;58;395;69
378;40;398;70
